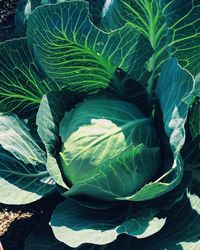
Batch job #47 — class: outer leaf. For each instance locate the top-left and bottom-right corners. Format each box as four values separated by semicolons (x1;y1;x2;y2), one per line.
26;191;200;249
25;218;71;250
50;198;165;248
14;0;58;37
0;37;59;114
195;73;200;95
27;0;153;92
0;113;46;166
0;148;55;204
183;99;200;182
137;192;200;250
14;0;28;37
37;91;69;153
162;0;200;77
36;91;81;188
101;0;200;79
25;218;138;250
118;59;194;201
189;98;200;139
100;0;168;77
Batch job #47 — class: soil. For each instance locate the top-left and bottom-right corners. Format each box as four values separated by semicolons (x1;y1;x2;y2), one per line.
0;193;62;250
0;0;17;41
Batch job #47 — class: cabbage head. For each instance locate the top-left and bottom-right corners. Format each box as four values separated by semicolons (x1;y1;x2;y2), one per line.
59;97;160;200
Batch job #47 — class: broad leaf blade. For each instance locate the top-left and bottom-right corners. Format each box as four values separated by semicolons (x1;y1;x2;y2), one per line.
50;198;165;248
25;217;71;250
189;98;200;139
101;0;200;79
27;1;153;92
183;99;200;182
137;192;200;250
162;0;200;77
0;148;55;204
100;0;168;75
0;113;46;166
0;37;59;115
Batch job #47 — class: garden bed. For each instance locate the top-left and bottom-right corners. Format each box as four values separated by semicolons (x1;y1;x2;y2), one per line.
0;193;62;250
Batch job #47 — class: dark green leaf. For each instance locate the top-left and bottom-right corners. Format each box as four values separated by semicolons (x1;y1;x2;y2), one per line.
25;217;70;250
0;37;59;114
183;98;200;183
27;1;153;93
189;98;200;139
137;192;200;250
101;0;200;79
50;198;165;247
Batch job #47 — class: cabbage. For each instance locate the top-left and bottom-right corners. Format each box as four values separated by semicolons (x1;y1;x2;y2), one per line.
59;97;160;200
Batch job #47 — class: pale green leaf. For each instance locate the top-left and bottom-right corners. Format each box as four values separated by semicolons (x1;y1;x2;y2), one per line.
36;91;76;189
0;148;55;204
59;97;159;200
0;113;46;166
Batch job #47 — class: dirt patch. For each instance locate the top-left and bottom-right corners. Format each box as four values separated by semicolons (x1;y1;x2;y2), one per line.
0;209;33;236
0;0;18;41
0;193;62;250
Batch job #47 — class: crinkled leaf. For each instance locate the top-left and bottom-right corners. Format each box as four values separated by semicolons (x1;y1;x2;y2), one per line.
138;172;192;211
27;0;153;93
0;37;59;115
0;148;55;205
25;182;198;249
0;113;46;165
25;217;135;250
50;198;165;248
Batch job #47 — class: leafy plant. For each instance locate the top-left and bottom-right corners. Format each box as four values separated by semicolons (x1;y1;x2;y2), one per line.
0;0;199;249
